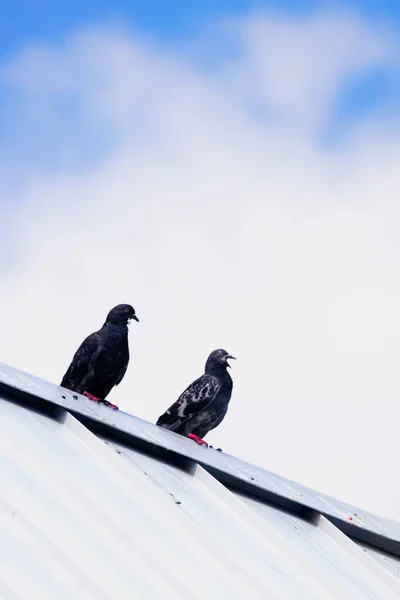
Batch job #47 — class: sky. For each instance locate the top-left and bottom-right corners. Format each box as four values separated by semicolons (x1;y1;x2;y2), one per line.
1;0;400;521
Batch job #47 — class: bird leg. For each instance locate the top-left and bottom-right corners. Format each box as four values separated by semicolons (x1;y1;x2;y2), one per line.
187;433;209;447
83;391;119;411
83;391;99;403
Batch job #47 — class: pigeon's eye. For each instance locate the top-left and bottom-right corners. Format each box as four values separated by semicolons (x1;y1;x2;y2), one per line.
124;307;131;312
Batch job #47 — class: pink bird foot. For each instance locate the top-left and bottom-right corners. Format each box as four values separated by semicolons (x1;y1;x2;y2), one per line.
187;433;209;447
83;391;119;411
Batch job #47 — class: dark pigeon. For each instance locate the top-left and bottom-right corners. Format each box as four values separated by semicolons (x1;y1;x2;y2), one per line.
60;304;139;410
156;349;235;447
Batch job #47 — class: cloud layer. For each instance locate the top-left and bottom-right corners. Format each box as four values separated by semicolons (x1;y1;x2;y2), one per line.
1;9;400;519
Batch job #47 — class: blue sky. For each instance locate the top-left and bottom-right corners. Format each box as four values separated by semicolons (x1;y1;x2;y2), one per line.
1;0;400;153
2;0;400;55
4;0;315;57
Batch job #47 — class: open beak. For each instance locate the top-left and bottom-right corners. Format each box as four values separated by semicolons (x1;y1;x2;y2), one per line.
226;354;236;368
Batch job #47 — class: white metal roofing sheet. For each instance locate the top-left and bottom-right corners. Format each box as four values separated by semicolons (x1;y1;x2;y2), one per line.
1;391;400;599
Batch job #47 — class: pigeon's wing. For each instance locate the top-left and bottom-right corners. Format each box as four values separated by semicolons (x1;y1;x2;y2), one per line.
113;354;129;388
156;374;221;431
99;356;129;398
60;331;103;394
98;338;130;397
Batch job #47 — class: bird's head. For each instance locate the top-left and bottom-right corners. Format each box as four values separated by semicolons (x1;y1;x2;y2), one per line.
205;349;236;372
106;304;139;326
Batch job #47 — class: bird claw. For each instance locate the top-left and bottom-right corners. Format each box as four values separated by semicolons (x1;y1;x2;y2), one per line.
83;391;119;411
187;433;208;447
83;391;99;403
208;445;223;452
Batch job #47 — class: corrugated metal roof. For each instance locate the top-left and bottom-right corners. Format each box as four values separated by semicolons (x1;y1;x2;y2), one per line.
1;361;400;599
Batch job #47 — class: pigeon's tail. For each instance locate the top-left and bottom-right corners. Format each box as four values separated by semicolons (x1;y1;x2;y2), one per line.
60;371;84;394
156;414;184;432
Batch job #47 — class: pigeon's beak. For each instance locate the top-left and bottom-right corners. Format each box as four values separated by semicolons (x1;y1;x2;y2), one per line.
226;355;236;368
132;315;139;322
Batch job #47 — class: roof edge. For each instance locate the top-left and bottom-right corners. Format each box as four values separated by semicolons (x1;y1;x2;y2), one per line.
1;361;399;557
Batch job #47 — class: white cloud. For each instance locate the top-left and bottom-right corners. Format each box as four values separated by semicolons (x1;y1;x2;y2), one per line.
1;9;400;520
230;10;400;128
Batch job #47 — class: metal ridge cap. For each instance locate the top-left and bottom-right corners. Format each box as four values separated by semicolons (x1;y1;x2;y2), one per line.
1;360;400;555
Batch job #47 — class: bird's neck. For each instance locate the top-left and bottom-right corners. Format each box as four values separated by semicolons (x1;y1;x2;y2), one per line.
103;321;128;336
205;365;230;379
